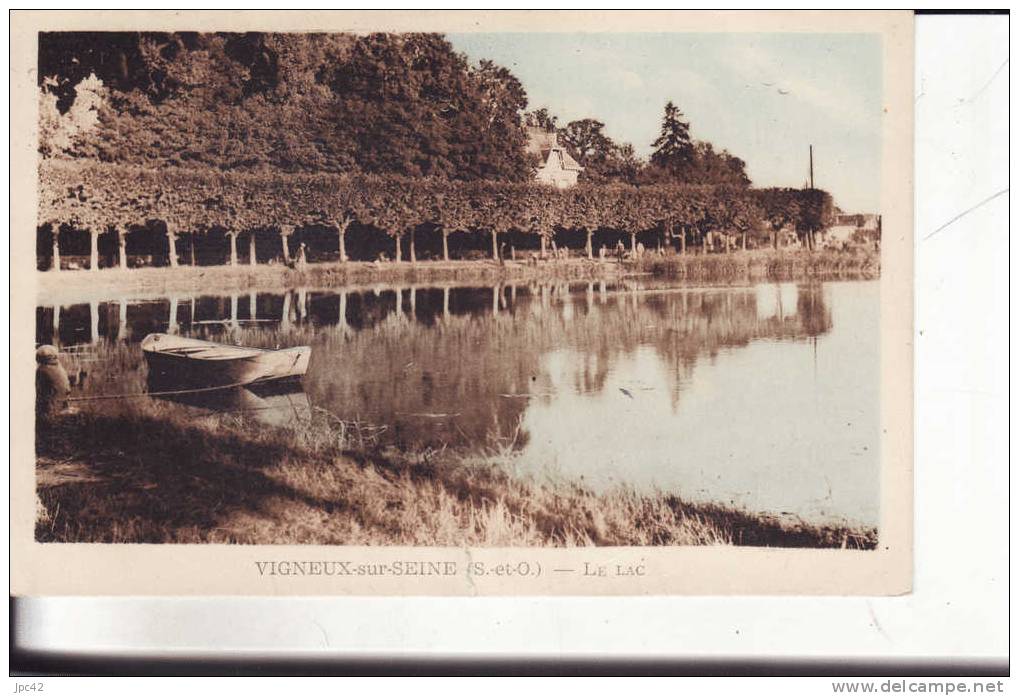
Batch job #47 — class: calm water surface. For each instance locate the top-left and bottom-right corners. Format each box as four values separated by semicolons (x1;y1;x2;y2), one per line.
37;279;879;526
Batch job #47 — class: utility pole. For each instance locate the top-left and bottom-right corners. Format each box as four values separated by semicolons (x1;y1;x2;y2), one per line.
807;145;816;250
809;145;814;189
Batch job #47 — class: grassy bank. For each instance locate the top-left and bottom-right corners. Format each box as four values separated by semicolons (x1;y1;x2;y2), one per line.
35;249;879;306
36;257;625;306
35;399;877;549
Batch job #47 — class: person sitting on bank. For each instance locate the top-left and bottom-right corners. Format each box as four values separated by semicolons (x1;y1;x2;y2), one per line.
36;345;69;419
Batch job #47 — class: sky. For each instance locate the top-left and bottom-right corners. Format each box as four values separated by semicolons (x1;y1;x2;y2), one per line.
448;33;882;212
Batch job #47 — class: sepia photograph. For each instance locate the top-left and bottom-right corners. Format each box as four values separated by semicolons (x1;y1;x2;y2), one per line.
12;10;914;596
15;8;1015;684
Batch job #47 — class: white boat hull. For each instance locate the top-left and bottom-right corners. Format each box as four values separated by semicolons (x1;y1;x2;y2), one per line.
142;333;311;389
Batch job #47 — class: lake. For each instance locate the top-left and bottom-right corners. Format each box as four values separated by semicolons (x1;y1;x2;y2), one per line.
36;278;879;527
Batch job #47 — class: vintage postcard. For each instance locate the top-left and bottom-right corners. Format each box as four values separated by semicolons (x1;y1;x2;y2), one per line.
11;10;913;596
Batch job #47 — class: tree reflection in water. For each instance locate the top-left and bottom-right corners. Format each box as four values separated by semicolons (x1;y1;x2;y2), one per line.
37;280;876;525
37;280;834;451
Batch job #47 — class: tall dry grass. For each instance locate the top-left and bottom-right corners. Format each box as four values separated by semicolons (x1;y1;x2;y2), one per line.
36;396;876;548
632;248;880;280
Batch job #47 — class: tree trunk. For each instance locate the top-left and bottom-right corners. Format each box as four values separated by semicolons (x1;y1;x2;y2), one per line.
540;235;547;259
394;235;402;262
228;232;238;266
741;231;747;251
680;226;686;255
491;229;499;260
89;301;99;344
630;231;637;255
772;229;779;250
281;228;291;263
118;230;127;270
409;228;417;264
281;291;291;329
249;233;257;265
338;220;349;262
442;229;449;261
585;229;593;259
117;302;126;341
89;230;99;271
167;230;178;268
702;233;709;254
51;233;60;272
168;296;179;334
442;286;450;318
190;236;196;266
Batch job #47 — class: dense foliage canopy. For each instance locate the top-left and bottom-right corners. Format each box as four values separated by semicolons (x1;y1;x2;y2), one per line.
40;32;767;189
39;32;531;180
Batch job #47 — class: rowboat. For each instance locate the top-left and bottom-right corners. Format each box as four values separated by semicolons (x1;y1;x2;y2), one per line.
141;333;311;389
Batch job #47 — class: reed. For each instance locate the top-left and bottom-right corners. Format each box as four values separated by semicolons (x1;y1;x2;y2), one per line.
631;248;880;280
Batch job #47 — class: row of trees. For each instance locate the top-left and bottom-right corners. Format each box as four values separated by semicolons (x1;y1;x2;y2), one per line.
38;159;834;268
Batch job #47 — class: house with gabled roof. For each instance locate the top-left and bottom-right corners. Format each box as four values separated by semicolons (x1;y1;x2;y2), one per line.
524;126;583;189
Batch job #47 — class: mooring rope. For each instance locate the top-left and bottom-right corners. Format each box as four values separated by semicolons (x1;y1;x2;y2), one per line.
66;378;262;402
